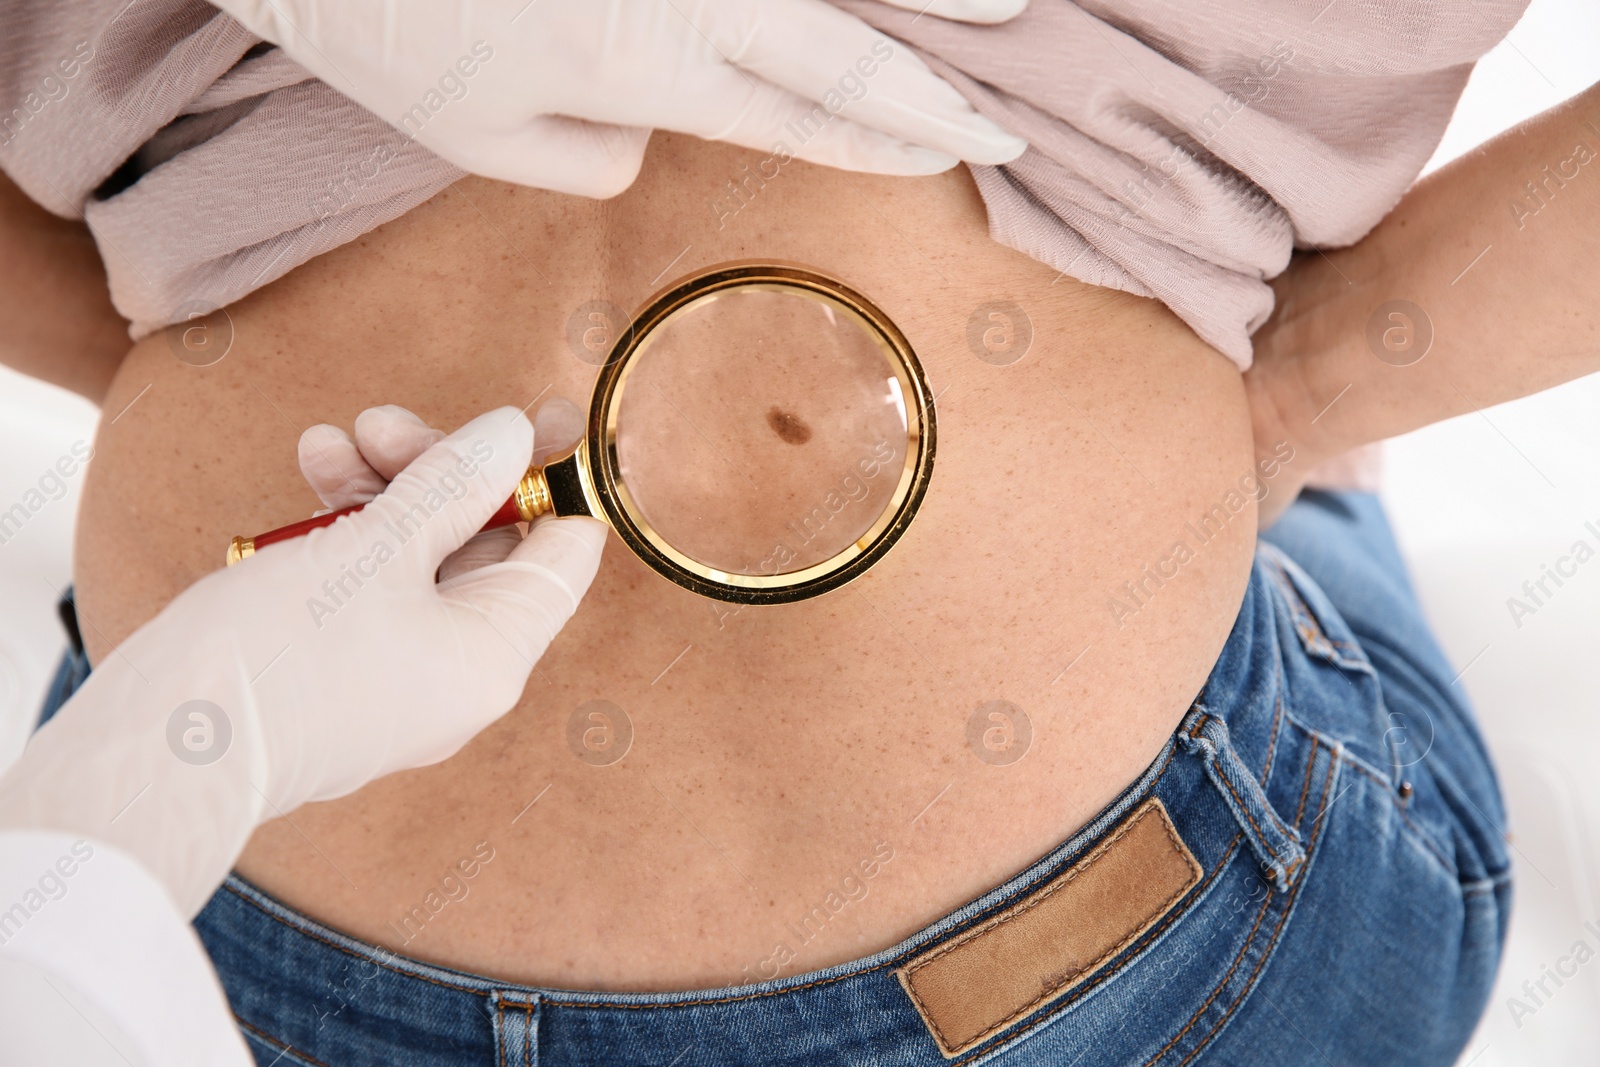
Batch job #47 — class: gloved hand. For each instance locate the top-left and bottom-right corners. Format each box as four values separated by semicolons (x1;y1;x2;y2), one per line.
206;0;1030;195
297;400;586;580
0;408;606;914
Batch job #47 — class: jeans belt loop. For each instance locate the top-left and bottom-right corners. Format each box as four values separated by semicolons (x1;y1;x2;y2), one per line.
491;991;541;1067
1179;706;1305;891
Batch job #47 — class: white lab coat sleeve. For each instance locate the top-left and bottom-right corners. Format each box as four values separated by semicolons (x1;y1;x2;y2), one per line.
0;829;252;1067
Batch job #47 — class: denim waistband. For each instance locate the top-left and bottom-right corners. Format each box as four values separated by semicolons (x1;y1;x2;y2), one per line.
43;493;1512;1065
189;553;1360;1067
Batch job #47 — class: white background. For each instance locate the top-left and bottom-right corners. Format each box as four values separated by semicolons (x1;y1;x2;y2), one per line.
0;2;1597;1061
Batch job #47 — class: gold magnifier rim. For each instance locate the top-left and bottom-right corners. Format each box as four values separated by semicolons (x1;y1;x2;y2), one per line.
580;262;936;606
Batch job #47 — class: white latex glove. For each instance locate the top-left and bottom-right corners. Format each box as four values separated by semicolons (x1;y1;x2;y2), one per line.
0;407;606;915
206;0;1030;195
297;400;586;581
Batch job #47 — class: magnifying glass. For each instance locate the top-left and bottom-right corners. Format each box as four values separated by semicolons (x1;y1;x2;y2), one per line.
227;263;937;605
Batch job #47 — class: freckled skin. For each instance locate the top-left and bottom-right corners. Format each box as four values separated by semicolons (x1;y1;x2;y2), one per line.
766;406;813;445
78;133;1253;993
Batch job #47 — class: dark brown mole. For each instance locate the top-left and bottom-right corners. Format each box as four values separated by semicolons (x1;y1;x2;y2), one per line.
766;406;813;445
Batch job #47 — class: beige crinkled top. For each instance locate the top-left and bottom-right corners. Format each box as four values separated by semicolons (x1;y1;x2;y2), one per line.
0;0;1527;367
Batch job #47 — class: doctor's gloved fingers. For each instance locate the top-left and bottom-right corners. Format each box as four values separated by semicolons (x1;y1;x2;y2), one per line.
424;117;650;199
436;396;590;579
298;423;387;511
357;408;535;576
532;396;585;465
443;516;608;667
342;399;584;580
695;0;1026;166
872;0;1030;24
299;405;446;512
667;65;956;174
353;405;447;481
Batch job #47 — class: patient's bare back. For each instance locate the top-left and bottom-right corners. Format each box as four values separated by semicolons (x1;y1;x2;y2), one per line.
77;134;1258;992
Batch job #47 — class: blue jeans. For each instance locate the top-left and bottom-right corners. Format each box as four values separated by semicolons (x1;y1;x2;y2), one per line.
40;492;1510;1065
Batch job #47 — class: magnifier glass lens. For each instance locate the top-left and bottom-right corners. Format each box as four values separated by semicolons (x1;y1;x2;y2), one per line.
613;287;909;577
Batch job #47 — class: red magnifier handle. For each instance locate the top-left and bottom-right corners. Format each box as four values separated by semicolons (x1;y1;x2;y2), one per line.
227;469;539;565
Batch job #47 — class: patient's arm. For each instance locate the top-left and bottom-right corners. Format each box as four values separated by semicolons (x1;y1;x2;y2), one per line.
1247;79;1600;517
0;169;128;403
